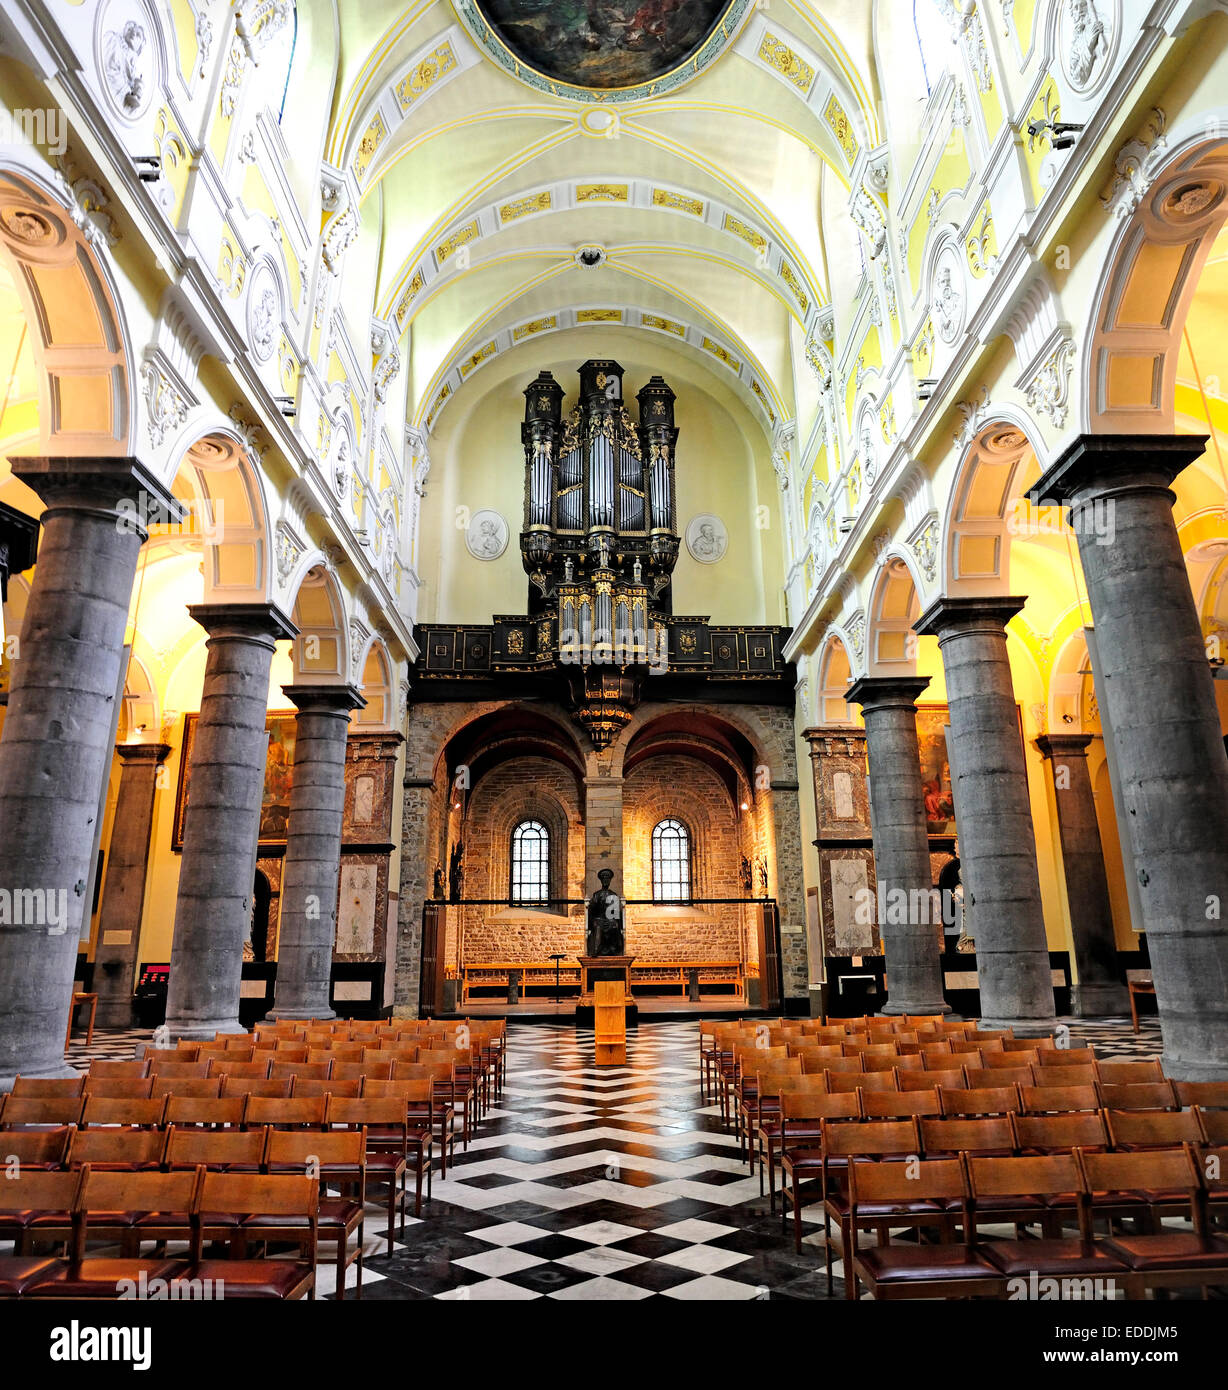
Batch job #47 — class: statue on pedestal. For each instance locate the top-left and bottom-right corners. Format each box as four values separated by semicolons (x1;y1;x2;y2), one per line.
585;868;625;957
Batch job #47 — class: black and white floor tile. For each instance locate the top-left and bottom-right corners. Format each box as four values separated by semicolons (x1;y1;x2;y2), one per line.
57;1013;1167;1300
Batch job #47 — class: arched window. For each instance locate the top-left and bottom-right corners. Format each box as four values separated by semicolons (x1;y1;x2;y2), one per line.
652;818;692;903
510;819;550;904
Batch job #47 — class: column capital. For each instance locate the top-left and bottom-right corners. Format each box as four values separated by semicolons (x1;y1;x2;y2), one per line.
1033;433;1208;508
114;740;172;765
9;456;183;536
187;601;297;645
845;675;931;711
282;682;366;714
914;594;1026;639
1034;733;1094;760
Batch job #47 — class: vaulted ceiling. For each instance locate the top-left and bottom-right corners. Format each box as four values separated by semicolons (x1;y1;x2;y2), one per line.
322;0;880;439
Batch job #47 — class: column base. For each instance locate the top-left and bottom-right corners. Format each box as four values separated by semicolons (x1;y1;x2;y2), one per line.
978;1015;1059;1037
1070;982;1132;1017
163;1018;246;1042
0;1059;81;1090
266;1006;336;1023
880;999;952;1017
1160;1049;1228;1082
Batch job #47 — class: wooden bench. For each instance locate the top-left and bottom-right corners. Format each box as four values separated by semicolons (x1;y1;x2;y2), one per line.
460;959;745;1001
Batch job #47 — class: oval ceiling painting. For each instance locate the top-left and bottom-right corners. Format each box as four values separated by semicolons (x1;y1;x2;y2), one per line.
455;0;753;101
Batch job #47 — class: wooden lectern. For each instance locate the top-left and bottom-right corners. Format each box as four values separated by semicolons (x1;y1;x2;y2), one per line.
575;954;638;1029
594;980;627;1066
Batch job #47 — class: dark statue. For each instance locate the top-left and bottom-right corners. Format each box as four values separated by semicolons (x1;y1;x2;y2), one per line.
432;866;446;901
585;868;625;956
448;841;464;903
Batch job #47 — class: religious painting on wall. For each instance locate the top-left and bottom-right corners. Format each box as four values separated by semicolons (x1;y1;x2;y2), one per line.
915;706;956;836
915;703;1026;839
172;712;297;849
469;0;736;92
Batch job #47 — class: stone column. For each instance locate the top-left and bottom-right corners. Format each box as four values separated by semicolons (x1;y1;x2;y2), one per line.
913;597;1056;1033
394;776;435;1016
164;603;297;1040
845;676;949;1017
1034;734;1129;1016
268;684;365;1021
1035;435;1228;1078
92;742;172;1028
0;457;180;1087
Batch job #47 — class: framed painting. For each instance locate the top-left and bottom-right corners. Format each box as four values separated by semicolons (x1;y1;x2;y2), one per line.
173;712;297;850
915;703;1026;838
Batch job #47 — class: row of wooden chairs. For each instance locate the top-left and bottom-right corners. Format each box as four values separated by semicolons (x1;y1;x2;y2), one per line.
0;1165;324;1300
838;1146;1228;1301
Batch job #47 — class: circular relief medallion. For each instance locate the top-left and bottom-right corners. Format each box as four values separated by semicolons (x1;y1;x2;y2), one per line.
685;513;728;565
455;0;753;102
96;0;156;123
246;263;281;364
466;509;510;561
0;205;61;249
930;241;966;347
1060;0;1118;96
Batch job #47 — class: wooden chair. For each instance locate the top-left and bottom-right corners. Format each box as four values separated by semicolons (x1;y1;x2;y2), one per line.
965;1065;1033;1090
1104;1108;1205;1151
326;1097;420;1243
85;1059;150;1079
0;1095;84;1129
1003;1036;1052;1053
756;1076;830;1209
308;1046;363;1065
81;1077;155;1099
206;1057;272;1080
162;1096;247;1130
982;1049;1038;1070
384;1067;457;1163
939;1085;1020;1117
844;1158;997;1301
269;1060;333;1081
1097;1059;1165;1086
10;1076;84;1098
191;1172;318;1300
860;1053;903;1074
242;1096;328;1131
65;1127;166;1172
900;1068;964;1093
79;1096;167;1129
1020;1083;1100;1115
151;1076;222;1100
1031;1064;1097;1089
916;1040;953;1061
0;1167;79;1254
164;1125;267;1172
821;1119;921;1296
969;1153;1128;1286
740;1062;803;1168
778;1091;862;1253
1196;1107;1228;1145
927;1047;978;1069
147;1060;210;1080
291;1077;361;1100
1176;1081;1228;1110
142;1044;200;1063
1096;1081;1179;1112
264;1128;367;1300
920;1114;1015;1159
1077;1145;1228;1297
335;1059;392;1083
0;1127;71;1170
1036;1047;1097;1069
362;1078;444;1181
72;1164;197;1262
860;1089;943;1119
221;1075;293;1099
1012;1110;1108;1155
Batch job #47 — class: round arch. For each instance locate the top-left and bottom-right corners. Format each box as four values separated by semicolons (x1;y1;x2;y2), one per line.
0;163;131;456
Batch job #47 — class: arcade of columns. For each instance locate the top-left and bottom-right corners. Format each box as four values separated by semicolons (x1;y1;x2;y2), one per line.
1;432;1226;1083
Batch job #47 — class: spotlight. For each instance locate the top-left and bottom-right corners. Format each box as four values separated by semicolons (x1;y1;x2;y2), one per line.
1026;119;1084;151
916;378;938;401
134;155;162;183
838;518;854;535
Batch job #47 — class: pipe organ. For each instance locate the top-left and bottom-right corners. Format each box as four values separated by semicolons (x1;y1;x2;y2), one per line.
414;359;791;748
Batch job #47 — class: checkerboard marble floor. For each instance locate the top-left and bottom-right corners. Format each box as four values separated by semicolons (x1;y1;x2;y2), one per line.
61;1014;1167;1300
